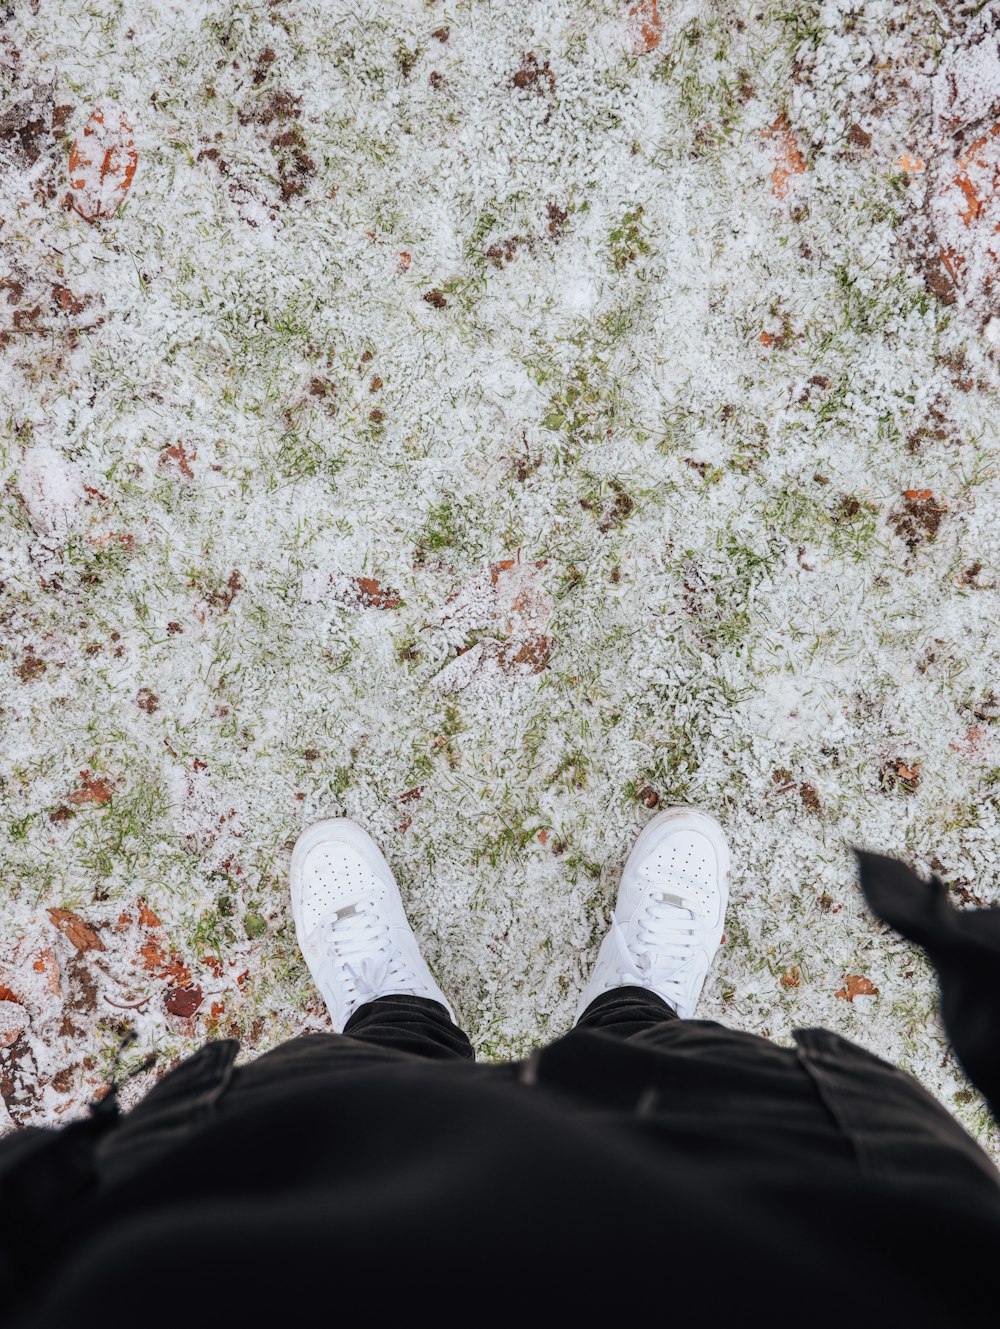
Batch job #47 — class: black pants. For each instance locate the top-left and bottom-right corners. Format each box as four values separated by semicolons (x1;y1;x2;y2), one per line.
107;983;998;1205
215;986;676;1099
341;984;674;1058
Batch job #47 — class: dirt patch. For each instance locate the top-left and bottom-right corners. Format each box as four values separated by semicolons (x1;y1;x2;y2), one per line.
888;489;948;550
486;235;533;268
204;570;243;612
580;482;634;533
269;123;316;200
493;634;553;675
159;441;196;479
0;85;53;165
511;52;557;121
798;782;821;813
547;201;569;236
17;650;46;682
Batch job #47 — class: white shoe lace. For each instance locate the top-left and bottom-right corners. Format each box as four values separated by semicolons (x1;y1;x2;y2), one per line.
606;867;709;1008
309;901;429;1007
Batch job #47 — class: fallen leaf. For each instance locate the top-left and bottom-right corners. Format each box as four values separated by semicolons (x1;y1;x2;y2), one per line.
138;899;162;929
397;251;412;272
165;984;203;1018
67;104;138;222
66;770;113;806
628;0;662;54
158;441;196;480
496;634;553;674
897;153;925;174
903;488;933;500
835;974;879;1002
30;948;61;997
352;576;400;609
781;966;802;989
0;1001;28;1050
139;938;168;972
763;111;807;199
47;907;105;953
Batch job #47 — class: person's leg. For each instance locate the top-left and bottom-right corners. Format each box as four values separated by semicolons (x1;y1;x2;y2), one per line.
343;993;474;1060
575;984;679;1039
289;817;471;1056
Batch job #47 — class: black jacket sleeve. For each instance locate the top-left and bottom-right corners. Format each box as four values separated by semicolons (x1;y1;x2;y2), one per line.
856;849;1000;1123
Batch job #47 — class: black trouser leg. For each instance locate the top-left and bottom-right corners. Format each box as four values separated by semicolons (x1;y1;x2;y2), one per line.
575;985;680;1038
343;993;475;1061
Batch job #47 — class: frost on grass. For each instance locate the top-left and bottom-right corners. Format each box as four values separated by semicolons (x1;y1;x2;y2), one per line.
1;1;999;1157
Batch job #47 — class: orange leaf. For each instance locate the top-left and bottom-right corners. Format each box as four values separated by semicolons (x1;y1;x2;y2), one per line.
352;576;400;609
904;488;933;501
140;938;168;972
31;948;61;996
137;898;162;929
781;965;802;989
66;770;113;806
67;104;138;222
896;153;924;174
763;112;807;199
628;0;662;54
835;974;879;1002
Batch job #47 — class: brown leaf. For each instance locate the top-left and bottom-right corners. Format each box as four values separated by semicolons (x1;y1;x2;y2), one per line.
66;770;113;805
352;576;400;609
497;634;553;674
781;965;802;989
835;974;879;1002
164;984;203;1018
47;907;105;953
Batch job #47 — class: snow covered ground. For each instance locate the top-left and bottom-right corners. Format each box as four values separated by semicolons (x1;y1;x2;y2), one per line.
1;0;998;1157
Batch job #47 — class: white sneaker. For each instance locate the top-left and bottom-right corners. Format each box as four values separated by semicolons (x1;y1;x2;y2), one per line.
575;806;731;1022
290;818;455;1032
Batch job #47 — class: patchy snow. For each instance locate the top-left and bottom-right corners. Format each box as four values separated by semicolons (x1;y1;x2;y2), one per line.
1;0;999;1159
